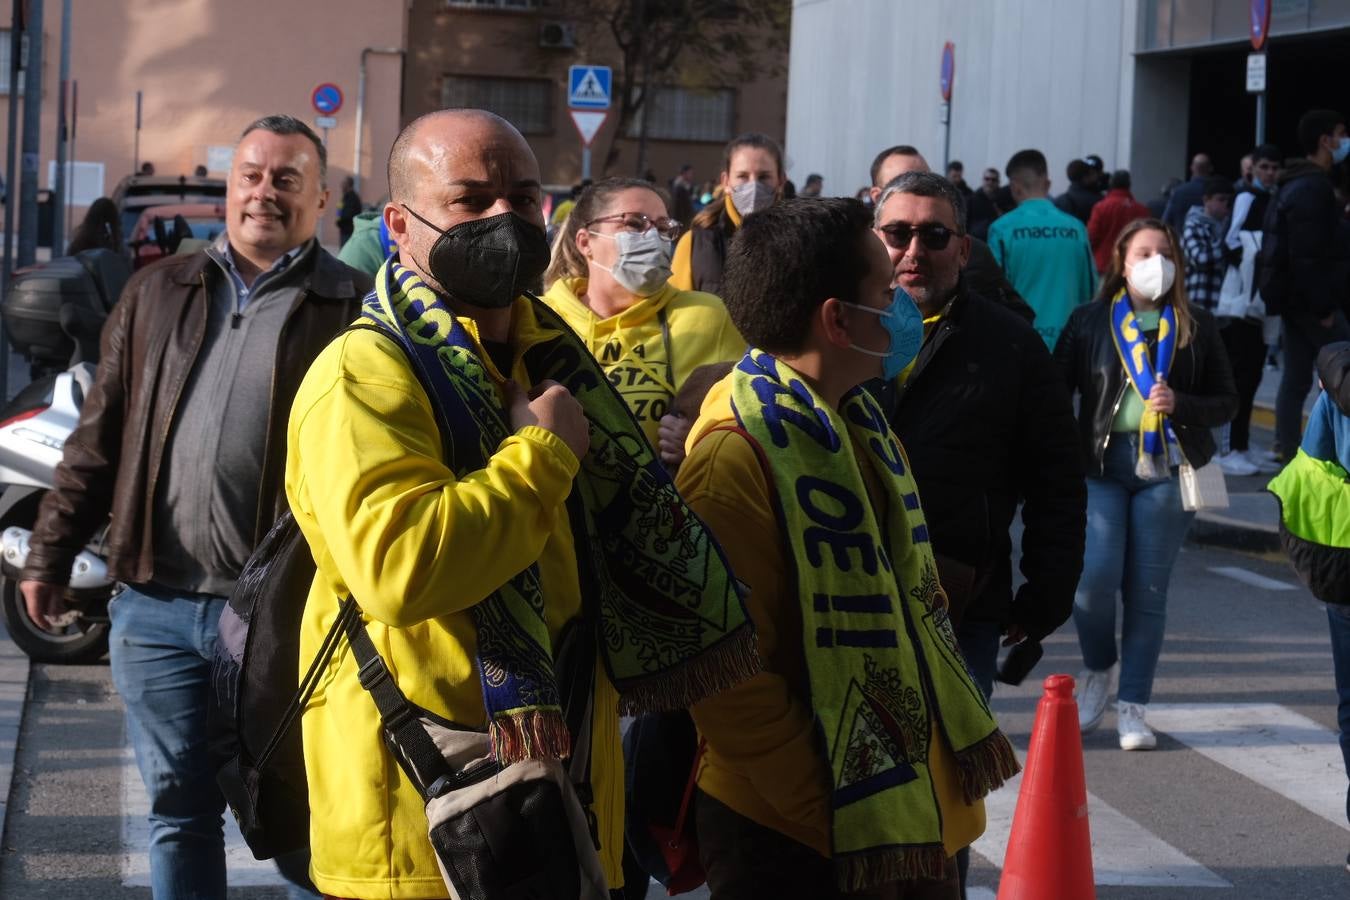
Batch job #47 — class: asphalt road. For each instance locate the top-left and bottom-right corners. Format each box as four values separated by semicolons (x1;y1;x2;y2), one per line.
0;540;1345;899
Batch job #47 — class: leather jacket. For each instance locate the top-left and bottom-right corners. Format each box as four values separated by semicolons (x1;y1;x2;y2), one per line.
1053;299;1238;477
23;247;370;587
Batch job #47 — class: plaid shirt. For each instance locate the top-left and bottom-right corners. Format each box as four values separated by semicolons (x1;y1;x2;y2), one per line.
1182;206;1226;311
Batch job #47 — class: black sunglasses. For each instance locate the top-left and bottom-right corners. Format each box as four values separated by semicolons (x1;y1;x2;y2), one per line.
878;222;958;252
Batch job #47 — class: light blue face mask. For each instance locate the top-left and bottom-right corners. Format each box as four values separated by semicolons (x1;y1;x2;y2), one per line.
844;286;925;381
1333;135;1350;165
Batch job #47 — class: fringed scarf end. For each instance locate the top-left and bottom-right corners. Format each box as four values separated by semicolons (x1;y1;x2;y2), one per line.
489;708;571;764
955;729;1021;804
836;845;950;892
617;623;761;716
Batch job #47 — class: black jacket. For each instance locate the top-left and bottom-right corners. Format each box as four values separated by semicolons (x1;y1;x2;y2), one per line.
1054;183;1102;225
883;287;1086;636
688;209;737;297
1053;300;1239;477
1258;159;1350;318
1319;341;1350;416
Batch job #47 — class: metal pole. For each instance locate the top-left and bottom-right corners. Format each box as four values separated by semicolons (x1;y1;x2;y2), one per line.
3;6;24;300
582;146;592;180
0;3;18;401
1256;92;1267;146
51;0;71;254
943;97;953;172
353;46;403;195
17;0;43;268
133;90;141;174
66;79;76;239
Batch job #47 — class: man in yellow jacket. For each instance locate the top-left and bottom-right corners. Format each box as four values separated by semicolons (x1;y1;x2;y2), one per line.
286;110;756;899
678;198;1017;898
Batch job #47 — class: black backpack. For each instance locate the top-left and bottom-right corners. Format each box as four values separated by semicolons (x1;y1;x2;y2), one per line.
209;320;401;859
210;509;332;859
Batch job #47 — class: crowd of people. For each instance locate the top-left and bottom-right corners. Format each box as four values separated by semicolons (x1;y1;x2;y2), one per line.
11;101;1350;900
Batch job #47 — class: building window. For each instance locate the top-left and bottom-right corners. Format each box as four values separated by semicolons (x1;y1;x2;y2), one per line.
444;0;541;10
442;75;552;135
628;87;735;143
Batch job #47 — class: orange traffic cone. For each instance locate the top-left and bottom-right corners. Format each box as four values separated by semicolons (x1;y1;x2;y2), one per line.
996;674;1095;900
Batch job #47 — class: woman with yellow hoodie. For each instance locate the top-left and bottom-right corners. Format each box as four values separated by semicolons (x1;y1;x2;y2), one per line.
670;132;785;296
543;177;745;469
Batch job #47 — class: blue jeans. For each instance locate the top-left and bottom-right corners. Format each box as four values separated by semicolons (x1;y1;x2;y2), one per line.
1072;437;1195;705
110;585;319;900
1329;604;1350;826
956;618;1001;701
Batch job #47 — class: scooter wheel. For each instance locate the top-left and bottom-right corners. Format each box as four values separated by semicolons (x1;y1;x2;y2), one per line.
1;574;111;664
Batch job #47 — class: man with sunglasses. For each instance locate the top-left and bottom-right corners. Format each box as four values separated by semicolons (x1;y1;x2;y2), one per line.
874;173;1086;898
867;145;1030;319
874;169;1085;713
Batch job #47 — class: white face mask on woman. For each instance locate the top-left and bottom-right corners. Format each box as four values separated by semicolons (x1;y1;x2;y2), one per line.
590;228;673;297
1125;254;1176;302
729;180;775;218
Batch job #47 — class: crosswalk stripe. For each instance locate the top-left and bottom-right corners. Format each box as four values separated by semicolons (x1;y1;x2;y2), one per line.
1148;703;1349;833
1207;566;1297;591
120;738;285;887
972;755;1231;888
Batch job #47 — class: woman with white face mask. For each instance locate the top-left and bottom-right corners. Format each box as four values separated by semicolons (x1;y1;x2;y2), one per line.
543;178;745;470
669;133;785;297
1053;218;1238;752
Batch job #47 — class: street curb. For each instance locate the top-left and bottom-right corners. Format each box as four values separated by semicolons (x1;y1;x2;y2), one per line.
0;622;31;847
1185;488;1282;555
1187;514;1282;554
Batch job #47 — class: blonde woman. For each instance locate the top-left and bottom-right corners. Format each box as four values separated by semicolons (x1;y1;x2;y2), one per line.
1053;218;1237;750
543;177;744;469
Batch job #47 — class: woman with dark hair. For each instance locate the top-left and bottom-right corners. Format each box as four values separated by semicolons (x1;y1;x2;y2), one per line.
543;177;744;470
66;197;122;255
669;132;784;296
1054;218;1237;751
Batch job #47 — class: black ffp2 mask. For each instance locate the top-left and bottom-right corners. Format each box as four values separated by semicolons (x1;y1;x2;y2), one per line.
403;207;550;309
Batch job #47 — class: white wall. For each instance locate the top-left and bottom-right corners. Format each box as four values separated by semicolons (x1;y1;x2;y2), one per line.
785;0;1144;198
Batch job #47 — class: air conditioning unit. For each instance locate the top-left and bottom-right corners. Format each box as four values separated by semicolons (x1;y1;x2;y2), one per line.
539;21;575;49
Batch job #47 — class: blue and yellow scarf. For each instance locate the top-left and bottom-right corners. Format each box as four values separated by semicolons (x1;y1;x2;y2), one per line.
363;261;757;762
729;349;1018;890
1109;288;1181;478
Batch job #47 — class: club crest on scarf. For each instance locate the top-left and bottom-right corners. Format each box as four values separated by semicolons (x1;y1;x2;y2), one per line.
362;260;758;762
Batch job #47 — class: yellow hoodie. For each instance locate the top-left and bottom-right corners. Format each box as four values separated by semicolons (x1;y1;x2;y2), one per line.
677;374;985;859
286;299;625;898
541;277;745;446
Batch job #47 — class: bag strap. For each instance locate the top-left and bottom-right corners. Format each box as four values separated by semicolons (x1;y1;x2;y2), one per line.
340;609;459;799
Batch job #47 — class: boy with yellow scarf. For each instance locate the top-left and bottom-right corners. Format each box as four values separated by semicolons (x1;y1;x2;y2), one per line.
677;198;1018;899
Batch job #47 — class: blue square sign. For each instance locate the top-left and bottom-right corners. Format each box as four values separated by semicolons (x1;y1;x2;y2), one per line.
568;65;612;110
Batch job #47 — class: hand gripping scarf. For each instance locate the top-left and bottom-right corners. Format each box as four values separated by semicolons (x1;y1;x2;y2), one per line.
728;349;1018;890
363;261;758;762
1108;288;1181;479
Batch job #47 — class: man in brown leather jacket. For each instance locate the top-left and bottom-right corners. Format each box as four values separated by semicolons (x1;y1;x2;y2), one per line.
18;114;370;899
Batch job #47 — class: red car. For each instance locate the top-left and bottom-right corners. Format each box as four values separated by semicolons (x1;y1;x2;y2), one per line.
127;202;227;270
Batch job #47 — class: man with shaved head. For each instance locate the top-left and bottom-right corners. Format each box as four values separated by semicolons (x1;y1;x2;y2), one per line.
285;109;755;898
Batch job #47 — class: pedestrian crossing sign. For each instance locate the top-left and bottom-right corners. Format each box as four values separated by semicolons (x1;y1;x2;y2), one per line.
569;65;612;110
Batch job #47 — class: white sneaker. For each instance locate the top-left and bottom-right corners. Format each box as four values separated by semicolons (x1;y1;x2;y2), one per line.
1214;450;1259;476
1117;701;1157;750
1076;666;1114;733
1241;449;1282;474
